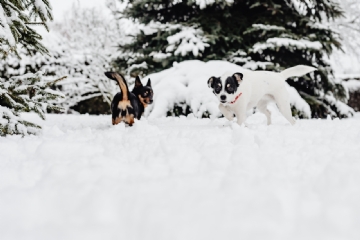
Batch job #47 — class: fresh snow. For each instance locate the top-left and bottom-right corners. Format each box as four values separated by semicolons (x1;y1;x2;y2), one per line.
137;22;210;58
194;0;234;9
1;113;360;240
343;79;360;92
0;3;16;51
34;0;52;21
167;27;209;57
251;24;286;31
252;38;323;54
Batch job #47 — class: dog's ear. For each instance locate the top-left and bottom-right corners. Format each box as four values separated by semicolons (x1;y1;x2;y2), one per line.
233;73;243;82
134;76;143;88
208;77;215;88
146;78;151;87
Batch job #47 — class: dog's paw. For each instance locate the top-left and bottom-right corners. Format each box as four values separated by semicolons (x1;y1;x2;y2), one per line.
224;114;234;121
289;118;296;125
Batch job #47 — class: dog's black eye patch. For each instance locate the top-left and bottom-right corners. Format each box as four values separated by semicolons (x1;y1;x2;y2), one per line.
213;78;222;94
225;77;238;94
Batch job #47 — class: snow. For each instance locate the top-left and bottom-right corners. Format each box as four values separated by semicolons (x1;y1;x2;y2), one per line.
35;6;120;112
1;112;360;240
137;22;210;58
0;106;31;136
343;80;360;92
289;0;310;16
251;24;286;31
143;60;311;119
194;0;234;9
285;84;311;118
167;27;209;57
2;1;360;236
324;94;355;117
329;1;360;76
34;0;52;21
0;3;16;50
252;38;323;54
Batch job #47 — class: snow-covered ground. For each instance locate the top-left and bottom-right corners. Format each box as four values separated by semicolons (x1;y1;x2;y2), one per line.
1;112;360;240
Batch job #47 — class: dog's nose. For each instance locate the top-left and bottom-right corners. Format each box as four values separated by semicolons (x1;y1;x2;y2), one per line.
220;95;226;100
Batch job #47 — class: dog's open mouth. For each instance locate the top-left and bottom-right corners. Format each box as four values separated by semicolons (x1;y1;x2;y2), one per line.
220;100;227;104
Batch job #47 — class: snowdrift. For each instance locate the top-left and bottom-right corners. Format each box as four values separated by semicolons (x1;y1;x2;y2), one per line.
144;60;311;119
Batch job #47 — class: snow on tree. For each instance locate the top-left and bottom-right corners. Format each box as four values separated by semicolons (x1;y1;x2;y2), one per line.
0;72;65;136
0;0;52;58
113;0;354;119
47;6;123;114
328;0;360;115
343;78;360;111
329;0;360;77
0;0;67;136
332;0;360;60
1;5;128;114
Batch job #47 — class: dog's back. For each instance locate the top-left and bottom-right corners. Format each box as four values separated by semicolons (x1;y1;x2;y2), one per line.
105;72;137;126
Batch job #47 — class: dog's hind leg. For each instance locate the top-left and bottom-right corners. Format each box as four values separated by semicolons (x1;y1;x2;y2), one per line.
257;99;272;125
112;117;122;125
273;91;296;125
219;104;234;121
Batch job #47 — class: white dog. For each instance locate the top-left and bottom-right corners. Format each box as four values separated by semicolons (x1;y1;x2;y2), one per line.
207;65;316;125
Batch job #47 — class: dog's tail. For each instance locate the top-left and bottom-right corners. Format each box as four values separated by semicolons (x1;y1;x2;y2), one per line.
280;65;317;80
104;72;129;100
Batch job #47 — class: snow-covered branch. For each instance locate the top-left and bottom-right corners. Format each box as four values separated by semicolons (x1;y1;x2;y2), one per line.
0;71;65;136
0;0;53;57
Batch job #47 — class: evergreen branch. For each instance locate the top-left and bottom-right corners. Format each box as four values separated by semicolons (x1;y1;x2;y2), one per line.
46;76;67;87
1;70;65;136
25;22;46;25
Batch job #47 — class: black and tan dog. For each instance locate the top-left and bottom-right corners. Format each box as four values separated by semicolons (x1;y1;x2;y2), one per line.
104;72;153;126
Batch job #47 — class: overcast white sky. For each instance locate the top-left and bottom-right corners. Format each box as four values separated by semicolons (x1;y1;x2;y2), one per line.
50;0;108;21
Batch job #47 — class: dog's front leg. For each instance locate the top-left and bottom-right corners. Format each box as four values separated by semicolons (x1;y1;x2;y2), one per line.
219;104;234;121
234;102;247;126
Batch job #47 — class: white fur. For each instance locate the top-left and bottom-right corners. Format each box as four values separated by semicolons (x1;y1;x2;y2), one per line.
215;65;316;125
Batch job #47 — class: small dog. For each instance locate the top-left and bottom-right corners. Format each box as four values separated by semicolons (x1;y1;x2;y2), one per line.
104;72;153;126
207;65;316;125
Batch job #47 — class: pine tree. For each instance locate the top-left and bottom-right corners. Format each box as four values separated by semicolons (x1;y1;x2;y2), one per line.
0;72;65;136
0;0;52;58
0;0;66;136
114;0;353;118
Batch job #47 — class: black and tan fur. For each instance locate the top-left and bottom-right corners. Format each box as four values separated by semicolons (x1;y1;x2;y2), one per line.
104;72;153;126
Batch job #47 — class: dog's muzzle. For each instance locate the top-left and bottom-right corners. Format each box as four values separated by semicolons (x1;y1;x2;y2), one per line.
220;95;227;103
